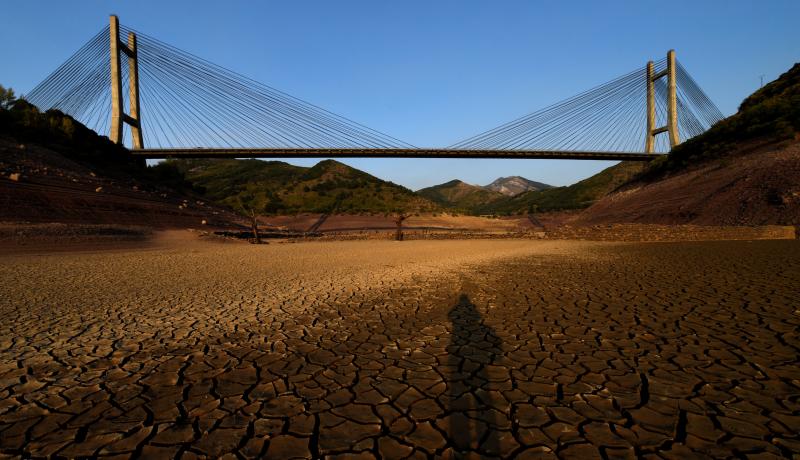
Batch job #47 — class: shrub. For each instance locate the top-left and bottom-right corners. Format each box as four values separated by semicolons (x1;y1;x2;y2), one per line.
0;85;15;109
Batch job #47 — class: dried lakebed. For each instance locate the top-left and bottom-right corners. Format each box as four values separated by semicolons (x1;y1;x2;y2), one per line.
0;238;798;458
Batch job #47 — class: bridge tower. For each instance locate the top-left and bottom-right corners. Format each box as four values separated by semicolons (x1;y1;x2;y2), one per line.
109;15;143;149
645;49;679;153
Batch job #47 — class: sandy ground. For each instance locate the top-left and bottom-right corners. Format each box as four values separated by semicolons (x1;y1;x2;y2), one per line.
0;234;798;458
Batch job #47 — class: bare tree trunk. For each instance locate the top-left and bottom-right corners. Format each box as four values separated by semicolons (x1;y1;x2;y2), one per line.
250;209;261;244
395;213;407;241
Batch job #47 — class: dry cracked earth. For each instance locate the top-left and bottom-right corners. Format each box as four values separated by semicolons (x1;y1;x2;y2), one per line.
0;236;798;459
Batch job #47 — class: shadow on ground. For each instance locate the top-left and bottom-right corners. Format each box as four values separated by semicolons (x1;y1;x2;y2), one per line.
446;293;503;456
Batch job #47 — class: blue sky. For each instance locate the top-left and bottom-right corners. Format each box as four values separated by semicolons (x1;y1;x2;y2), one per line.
2;1;799;189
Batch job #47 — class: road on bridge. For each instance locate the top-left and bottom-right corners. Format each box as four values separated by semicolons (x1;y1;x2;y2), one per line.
130;148;659;161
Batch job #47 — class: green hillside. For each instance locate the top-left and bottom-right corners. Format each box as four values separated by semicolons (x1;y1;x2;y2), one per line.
169;158;440;214
478;161;645;215
417;180;506;213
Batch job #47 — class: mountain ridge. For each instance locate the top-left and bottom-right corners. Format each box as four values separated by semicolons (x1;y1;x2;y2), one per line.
417;179;505;212
169;158;440;215
477;162;645;215
485;176;553;196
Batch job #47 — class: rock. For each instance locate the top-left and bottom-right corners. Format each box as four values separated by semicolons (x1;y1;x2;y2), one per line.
201;220;208;225
8;173;20;182
95;187;103;193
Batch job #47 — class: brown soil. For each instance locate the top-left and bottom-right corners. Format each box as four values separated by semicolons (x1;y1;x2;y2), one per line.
576;141;800;226
531;210;583;229
0;225;246;255
261;213;534;233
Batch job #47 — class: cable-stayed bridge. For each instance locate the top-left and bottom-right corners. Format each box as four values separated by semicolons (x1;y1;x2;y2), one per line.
24;16;724;161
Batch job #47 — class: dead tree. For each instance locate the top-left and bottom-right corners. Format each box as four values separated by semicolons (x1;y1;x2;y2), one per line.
394;213;408;241
250;208;261;244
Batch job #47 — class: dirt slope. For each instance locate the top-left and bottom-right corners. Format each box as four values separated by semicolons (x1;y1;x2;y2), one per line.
0;137;243;228
576;141;800;226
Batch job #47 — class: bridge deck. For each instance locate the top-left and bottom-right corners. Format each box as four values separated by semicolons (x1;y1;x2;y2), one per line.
132;148;659;161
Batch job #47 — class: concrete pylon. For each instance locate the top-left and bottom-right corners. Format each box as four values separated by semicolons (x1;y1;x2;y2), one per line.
109;15;123;145
109;15;144;148
127;32;144;149
666;49;680;148
645;50;680;152
645;61;656;153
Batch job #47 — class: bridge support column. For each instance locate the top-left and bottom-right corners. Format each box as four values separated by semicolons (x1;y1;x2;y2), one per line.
666;49;679;148
109;15;144;149
645;49;680;153
109;16;123;145
646;61;656;153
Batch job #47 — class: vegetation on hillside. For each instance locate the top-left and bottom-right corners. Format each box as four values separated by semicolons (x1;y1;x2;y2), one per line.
417;180;506;213
640;63;800;179
0;86;15;110
0;93;135;171
169;158;440;215
478;162;645;215
0;84;195;191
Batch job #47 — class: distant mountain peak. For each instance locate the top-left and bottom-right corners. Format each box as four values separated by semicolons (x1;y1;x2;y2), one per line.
485;176;552;196
417;179;505;210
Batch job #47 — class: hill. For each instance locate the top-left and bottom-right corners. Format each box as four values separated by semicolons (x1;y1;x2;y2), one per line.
576;62;800;226
0;98;143;176
478;162;645;215
169;158;440;215
416;180;506;212
485;176;552;196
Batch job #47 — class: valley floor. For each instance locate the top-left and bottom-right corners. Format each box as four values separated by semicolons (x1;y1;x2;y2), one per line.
0;237;798;458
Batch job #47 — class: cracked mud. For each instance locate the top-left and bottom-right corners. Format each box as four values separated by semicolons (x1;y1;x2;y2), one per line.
1;238;798;458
